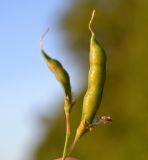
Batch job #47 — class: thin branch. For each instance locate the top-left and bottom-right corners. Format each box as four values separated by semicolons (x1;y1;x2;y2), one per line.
62;98;72;160
62;112;71;160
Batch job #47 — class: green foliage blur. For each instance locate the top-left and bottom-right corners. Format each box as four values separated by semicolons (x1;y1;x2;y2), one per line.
33;0;148;160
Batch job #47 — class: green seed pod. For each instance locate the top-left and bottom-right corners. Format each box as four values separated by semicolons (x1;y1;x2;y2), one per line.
82;29;106;124
82;10;106;124
70;10;107;149
41;49;72;100
40;29;72;112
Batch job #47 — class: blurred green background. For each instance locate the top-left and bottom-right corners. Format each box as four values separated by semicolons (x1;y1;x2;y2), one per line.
32;0;148;160
1;0;147;160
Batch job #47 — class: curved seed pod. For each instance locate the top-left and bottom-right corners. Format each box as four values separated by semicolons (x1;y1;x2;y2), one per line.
40;29;72;112
41;49;72;101
82;10;106;124
70;10;107;151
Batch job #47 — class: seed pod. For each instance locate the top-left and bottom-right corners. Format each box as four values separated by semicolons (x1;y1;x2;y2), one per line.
71;10;107;149
82;18;106;124
41;50;72;99
40;29;72;112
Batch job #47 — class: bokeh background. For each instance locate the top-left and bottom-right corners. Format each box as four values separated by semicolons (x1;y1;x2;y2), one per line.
0;0;148;160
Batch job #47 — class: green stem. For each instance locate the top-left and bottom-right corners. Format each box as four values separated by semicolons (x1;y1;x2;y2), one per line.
67;136;77;157
68;121;86;156
62;111;71;160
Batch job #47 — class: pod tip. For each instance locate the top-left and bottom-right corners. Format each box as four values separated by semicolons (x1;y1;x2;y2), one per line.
89;9;96;34
40;27;50;50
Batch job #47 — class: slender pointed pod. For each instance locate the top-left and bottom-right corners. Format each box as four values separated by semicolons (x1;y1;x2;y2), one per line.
40;28;72;112
70;9;107;152
40;29;74;160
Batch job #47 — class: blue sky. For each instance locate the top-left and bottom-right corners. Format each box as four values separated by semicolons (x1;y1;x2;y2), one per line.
0;1;83;160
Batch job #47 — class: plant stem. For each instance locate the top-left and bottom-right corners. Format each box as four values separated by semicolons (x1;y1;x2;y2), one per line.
62;101;71;160
67;136;77;156
68;121;87;156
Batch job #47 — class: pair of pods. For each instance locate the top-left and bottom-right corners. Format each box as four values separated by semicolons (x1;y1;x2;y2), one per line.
40;10;107;142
